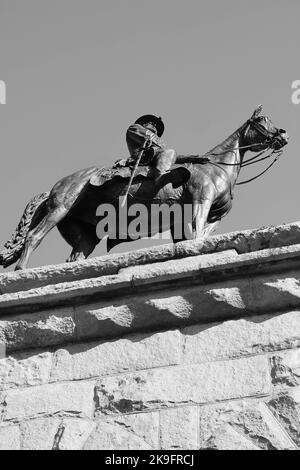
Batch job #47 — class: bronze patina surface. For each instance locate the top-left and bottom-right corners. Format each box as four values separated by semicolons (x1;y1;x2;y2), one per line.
0;107;288;270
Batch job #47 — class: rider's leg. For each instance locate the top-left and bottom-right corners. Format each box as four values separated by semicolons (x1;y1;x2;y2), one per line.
154;149;191;190
153;149;177;189
155;149;177;174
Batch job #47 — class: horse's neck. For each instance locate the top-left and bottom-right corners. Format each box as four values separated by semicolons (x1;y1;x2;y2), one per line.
206;125;246;183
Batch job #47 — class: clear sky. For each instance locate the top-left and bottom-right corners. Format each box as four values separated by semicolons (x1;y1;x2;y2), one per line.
0;0;299;270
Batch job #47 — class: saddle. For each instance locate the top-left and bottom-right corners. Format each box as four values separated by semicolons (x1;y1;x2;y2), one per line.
89;164;153;187
89;159;191;188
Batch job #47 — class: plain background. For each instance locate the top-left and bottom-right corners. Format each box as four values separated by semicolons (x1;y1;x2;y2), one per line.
0;0;299;270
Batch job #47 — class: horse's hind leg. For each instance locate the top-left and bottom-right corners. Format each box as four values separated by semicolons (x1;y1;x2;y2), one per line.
58;218;99;262
15;206;68;270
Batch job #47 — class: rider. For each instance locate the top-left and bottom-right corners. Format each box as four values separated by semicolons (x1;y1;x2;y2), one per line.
125;114;178;188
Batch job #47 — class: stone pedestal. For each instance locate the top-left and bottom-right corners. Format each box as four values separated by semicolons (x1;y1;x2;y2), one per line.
1;222;300;450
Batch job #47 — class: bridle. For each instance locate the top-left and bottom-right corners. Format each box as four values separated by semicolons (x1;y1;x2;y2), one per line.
204;117;285;185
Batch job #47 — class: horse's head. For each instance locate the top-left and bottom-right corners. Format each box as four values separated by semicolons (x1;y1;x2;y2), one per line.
244;105;289;152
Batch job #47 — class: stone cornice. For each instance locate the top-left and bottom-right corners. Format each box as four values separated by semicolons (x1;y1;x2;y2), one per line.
1;221;300;296
1;221;300;352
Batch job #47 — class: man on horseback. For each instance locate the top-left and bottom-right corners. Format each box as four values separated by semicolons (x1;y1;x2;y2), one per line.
0;105;289;270
125;114;177;188
113;114;191;196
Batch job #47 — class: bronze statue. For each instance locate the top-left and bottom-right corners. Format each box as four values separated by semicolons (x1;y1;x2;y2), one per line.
115;114;191;205
0;106;288;270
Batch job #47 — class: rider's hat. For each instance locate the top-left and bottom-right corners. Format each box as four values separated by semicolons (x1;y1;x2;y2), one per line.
135;114;165;137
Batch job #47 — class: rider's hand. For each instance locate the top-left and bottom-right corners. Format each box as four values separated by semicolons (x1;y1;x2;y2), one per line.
145;137;154;148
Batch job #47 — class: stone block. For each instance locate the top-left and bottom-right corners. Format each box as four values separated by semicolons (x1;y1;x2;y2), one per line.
94;356;270;414
20;417;95;450
270;349;300;387
84;413;159;450
0;424;21;450
2;380;95;421
0;308;75;352
198;400;297;450
50;330;181;383
182;311;300;364
55;419;96;450
268;386;300;447
160;406;198;449
20;418;61;450
0;352;52;390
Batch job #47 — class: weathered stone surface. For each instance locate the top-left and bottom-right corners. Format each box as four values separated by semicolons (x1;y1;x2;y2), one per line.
0;342;5;359
2;380;95;421
160;406;198;449
199;221;300;254
0;274;132;315
84;421;150;450
84;414;159;450
270;350;300;387
198;400;297;450
119;250;238;285
250;272;300;312
182;311;300;364
2;243;300;354
94;356;270;414
0;308;75;352
2;244;300;319
75;279;252;343
55;419;96;450
268;387;300;447
0;328;180;391
75;302;136;341
105;412;159;449
0;424;21;450
20;418;60;450
1;221;299;295
50;330;181;383
202;425;261;450
3;266;300;353
76;268;300;345
0;352;52;390
20;417;95;450
0;221;299;450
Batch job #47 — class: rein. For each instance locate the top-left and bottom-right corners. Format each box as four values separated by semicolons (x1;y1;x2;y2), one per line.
200;119;284;185
236;148;282;185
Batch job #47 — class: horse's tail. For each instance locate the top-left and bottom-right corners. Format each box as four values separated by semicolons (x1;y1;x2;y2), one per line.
0;192;50;268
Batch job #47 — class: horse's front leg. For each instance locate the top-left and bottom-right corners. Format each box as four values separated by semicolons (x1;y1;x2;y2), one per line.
192;197;213;240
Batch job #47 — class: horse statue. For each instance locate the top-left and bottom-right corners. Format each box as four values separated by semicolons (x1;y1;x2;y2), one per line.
0;105;288;271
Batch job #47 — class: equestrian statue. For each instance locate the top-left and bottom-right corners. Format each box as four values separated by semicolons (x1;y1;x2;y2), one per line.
0;106;289;270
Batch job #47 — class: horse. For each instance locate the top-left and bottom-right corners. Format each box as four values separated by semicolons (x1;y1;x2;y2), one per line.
0;105;288;271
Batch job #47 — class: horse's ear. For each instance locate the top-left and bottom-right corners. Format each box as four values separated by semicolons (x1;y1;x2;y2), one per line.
250;104;263;120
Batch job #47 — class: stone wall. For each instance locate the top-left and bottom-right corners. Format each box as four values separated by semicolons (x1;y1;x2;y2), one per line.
1;222;300;450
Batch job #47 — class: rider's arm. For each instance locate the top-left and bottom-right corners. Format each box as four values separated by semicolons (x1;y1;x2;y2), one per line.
126;124;165;149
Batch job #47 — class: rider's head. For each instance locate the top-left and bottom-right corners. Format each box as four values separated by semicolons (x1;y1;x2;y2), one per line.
135;115;165;137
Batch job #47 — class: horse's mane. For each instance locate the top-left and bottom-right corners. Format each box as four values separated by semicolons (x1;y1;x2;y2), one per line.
204;121;248;158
